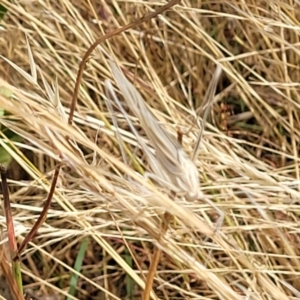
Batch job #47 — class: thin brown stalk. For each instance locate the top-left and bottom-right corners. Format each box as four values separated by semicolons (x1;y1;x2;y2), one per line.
0;165;23;296
15;165;61;258
0;166;17;259
142;212;171;300
69;0;181;126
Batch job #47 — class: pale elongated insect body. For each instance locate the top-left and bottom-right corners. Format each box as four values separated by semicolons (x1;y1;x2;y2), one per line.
108;61;201;200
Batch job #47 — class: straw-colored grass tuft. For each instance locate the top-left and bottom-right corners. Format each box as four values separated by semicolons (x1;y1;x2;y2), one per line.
1;0;300;299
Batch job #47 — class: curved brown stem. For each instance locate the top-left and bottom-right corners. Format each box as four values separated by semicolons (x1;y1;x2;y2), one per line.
68;0;181;126
14;166;61;259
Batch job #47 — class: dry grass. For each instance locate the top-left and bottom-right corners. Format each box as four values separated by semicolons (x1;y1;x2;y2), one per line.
0;0;300;299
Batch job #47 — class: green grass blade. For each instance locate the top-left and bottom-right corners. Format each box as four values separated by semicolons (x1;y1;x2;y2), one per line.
125;249;134;300
12;260;23;295
0;4;7;22
67;237;88;299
